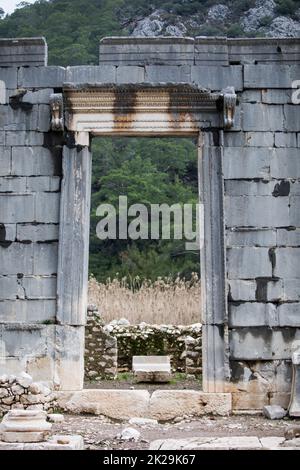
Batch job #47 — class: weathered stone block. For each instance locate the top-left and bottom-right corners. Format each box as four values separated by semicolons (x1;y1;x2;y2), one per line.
191;65;243;91
284;105;300;132
22;277;57;300
229;303;278;328
0;38;47;67
0;223;16;241
245;132;274;147
0;147;11;176
0;194;35;223
117;66;145;83
0;299;56;324
99;37;195;66
263;405;287;419
194;38;229;65
35;193;60;223
1;107;38;131
278;303;300;327
5;132;44;146
0;177;26;192
290;182;300;195
33;243;58;275
275;133;297;147
38;105;50;132
225;180;272;197
244;65;300;88
223;147;273;179
0;243;34;275
0;276;19;300
12;147;59;176
262;89;293;104
18;67;66;88
272;149;300;178
283;280;300;301
66;65;116;83
133;356;171;383
149;391;231;420
25;176;60;192
290;197;300;227
227;229;276;247
145;65;191;83
17;224;59;242
229;280;256;301
21;88;54;105
0;68;18;89
223;132;245;147
274;248;300;278
225;196;290;228
227;247;272;279
240;90;262;103
230;328;300;360
243;104;284;131
0;324;54;358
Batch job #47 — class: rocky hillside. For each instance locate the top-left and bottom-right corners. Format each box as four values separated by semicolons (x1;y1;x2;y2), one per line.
129;0;300;38
0;0;300;65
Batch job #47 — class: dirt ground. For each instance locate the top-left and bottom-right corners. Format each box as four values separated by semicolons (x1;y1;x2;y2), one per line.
52;414;297;450
84;375;202;392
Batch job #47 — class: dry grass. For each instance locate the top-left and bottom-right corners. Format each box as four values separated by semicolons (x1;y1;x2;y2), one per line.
88;274;201;325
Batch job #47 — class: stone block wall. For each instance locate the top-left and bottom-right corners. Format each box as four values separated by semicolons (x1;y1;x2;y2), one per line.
0;36;299;408
85;308;118;381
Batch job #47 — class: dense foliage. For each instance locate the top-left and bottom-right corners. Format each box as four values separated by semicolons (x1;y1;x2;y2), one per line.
89;137;199;282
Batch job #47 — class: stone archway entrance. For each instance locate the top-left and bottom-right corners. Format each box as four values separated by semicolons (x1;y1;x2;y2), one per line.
55;83;236;393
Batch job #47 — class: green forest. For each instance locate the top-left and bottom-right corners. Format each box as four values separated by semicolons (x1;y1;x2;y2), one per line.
1;0;299;281
89;137;199;282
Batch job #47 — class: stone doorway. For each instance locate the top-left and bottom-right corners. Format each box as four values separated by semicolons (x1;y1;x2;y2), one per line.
56;83;236;393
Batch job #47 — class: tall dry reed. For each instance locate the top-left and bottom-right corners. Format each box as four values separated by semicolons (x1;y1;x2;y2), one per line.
88;274;201;325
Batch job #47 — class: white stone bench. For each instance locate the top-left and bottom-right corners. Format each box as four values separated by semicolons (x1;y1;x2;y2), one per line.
132;356;171;383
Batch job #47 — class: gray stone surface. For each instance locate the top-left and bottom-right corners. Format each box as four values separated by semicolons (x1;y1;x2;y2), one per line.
0;68;18;89
274;248;300;278
0;38;47;67
0;147;11;176
191;65;243;91
11;147;60;176
99;37;195;65
227;247;272;279
245;65;300;88
227;229;277;247
263;405;287;420
243;103;284;131
230;328;300;360
18;67;66;88
145;65;191;83
229;303;278;327
66;65;115;83
225;196;289;228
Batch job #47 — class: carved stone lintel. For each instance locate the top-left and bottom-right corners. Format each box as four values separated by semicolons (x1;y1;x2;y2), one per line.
222;86;237;129
50;93;64;131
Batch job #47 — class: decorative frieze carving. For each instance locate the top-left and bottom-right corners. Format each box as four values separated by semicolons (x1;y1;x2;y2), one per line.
62;83;236;139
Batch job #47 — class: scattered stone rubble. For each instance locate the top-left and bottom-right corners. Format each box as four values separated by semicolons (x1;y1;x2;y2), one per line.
263;405;287;420
0;372;56;416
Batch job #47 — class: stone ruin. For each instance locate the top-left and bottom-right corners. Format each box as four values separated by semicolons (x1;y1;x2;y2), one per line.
0;36;299;416
84;306;202;381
